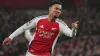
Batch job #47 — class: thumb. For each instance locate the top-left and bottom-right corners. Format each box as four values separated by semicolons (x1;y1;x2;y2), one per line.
2;40;7;46
2;38;11;46
74;21;79;24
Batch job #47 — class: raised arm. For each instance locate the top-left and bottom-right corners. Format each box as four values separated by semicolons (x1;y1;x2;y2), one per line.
60;21;78;37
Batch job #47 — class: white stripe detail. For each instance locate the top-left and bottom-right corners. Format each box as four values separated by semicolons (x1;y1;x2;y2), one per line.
51;31;60;54
51;20;61;54
27;31;36;51
26;52;36;56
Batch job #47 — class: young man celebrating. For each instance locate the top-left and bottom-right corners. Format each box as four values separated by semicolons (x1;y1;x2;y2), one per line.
2;1;78;56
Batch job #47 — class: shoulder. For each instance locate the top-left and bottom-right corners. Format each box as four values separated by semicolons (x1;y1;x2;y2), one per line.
56;18;67;26
28;15;48;24
33;15;48;20
29;15;48;23
26;15;48;24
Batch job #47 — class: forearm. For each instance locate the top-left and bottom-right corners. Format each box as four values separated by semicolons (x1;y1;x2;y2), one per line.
60;20;78;37
72;28;77;37
61;27;77;37
9;23;33;40
65;28;77;37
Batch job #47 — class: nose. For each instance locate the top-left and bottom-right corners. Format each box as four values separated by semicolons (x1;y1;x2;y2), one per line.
56;10;60;14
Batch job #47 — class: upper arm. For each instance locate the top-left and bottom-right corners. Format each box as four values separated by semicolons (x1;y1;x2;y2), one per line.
58;20;72;37
9;15;48;40
24;17;39;30
24;15;48;29
9;17;40;40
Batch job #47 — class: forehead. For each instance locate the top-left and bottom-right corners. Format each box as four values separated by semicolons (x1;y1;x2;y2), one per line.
51;4;62;9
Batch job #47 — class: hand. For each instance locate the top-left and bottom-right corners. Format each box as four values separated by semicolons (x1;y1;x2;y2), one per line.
72;21;79;29
2;37;12;46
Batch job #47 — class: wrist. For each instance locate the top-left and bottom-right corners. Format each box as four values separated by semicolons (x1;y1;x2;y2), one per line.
8;37;13;40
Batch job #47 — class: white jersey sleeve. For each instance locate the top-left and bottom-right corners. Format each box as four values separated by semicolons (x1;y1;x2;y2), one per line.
25;30;33;41
9;15;48;40
57;19;77;37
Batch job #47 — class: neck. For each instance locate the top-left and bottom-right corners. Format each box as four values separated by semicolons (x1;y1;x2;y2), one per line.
48;14;56;22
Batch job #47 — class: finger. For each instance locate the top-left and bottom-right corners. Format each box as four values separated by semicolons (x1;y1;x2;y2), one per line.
2;40;8;46
6;42;9;45
74;21;79;24
2;41;6;46
2;40;6;46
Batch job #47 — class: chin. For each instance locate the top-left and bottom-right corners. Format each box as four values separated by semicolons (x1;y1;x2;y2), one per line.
54;16;59;18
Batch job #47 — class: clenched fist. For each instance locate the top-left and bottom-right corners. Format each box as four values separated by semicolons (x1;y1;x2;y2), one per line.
72;21;79;29
2;37;12;46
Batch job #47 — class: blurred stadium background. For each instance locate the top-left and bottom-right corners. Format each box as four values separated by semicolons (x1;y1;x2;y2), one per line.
0;0;100;56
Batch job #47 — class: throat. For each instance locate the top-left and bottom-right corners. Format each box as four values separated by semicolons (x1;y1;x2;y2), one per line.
48;15;56;22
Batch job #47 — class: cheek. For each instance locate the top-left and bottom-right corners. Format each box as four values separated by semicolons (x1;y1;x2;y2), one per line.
60;12;61;14
51;10;55;14
49;9;54;14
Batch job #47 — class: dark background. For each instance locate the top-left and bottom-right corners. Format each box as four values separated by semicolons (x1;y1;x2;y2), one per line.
0;0;100;56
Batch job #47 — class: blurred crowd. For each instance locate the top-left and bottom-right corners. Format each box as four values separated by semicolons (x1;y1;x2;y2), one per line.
0;7;100;56
0;8;34;56
54;35;100;56
0;8;34;45
62;7;100;36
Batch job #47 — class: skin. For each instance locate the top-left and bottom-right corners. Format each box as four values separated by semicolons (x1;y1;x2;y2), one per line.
48;4;62;22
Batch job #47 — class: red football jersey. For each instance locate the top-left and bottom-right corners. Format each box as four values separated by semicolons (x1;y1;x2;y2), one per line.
9;15;74;55
29;18;60;55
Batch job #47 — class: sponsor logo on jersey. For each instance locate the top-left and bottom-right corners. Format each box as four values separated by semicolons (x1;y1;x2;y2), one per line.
37;29;55;38
30;50;34;52
51;28;57;30
39;25;44;28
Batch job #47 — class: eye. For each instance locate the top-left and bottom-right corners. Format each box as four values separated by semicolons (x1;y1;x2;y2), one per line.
55;8;59;10
59;9;62;11
55;8;62;11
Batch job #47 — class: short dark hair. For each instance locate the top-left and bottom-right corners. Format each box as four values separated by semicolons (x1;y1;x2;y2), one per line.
49;0;62;7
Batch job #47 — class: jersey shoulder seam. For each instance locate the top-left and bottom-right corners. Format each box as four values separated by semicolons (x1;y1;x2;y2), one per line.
56;18;67;26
